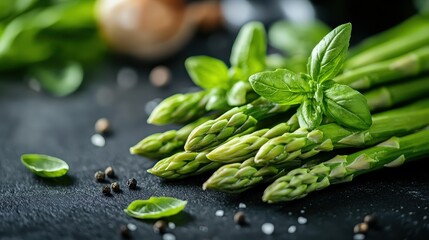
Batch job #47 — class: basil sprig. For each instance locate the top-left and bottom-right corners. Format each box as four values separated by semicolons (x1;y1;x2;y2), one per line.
250;23;372;130
185;22;266;110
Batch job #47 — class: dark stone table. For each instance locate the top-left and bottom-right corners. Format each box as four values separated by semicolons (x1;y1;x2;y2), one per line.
1;2;428;239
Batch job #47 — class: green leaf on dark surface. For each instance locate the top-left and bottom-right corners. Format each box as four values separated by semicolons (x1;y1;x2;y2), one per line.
185;56;229;90
124;197;187;219
323;81;372;130
32;61;83;97
308;23;351;83
249;69;310;105
21;154;69;178
297;98;323;129
230;21;266;79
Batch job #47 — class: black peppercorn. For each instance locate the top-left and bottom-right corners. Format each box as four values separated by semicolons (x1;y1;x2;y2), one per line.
102;185;111;195
127;178;137;189
234;211;246;225
95;171;105;182
111;182;120;192
153;220;167;234
105;166;115;178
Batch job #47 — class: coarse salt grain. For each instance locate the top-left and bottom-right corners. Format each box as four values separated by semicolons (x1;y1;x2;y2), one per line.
353;233;366;240
215;210;224;217
298;216;307;224
239;203;247;209
168;222;176;229
288;225;296;233
162;233;176;240
91;134;105;147
127;223;137;231
261;223;274;235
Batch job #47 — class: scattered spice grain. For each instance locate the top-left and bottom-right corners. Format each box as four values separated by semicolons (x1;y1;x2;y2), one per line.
127;178;137;189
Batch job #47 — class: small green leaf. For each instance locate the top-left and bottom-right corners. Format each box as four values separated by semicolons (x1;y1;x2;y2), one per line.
297;98;323;129
124;197;187;219
323;81;372;129
230;21;266;79
185;56;229;90
21;154;69;178
32;61;83;97
249;69;310;105
308;23;352;83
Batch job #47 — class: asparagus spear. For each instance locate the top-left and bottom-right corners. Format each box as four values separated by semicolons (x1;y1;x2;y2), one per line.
364;75;429;112
262;128;429;203
147;91;210;125
130;116;212;159
347;14;429;59
184;97;291;152
344;16;429;69
202;157;302;193
206;115;299;163
147;152;223;179
334;46;429;90
255;99;429;165
203;99;429;193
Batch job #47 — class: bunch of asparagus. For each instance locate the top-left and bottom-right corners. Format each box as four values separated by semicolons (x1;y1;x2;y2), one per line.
131;14;429;203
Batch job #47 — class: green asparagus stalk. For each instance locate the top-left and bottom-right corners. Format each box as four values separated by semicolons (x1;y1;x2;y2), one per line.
334;46;429;90
206;115;299;163
202;157;302;193
347;14;429;59
344;16;429;69
255;99;429;165
203;100;429;193
130;116;212;159
147;91;210;125
184;97;291;152
364;75;429;112
147;152;223;179
262;127;429;203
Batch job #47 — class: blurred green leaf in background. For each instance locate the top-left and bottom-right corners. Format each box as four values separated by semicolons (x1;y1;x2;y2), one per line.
0;0;106;96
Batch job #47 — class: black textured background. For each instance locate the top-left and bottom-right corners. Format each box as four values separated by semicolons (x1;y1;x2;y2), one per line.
1;1;429;239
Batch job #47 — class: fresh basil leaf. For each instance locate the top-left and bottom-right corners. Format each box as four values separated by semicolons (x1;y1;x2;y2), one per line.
206;88;228;111
297;98;323;129
32;61;83;97
323;81;372;129
249;69;310;105
185;56;229;90
124;197;187;219
308;23;351;83
230;21;266;79
21;154;69;178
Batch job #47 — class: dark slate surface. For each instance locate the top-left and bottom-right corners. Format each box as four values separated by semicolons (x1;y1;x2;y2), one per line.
1;4;429;239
